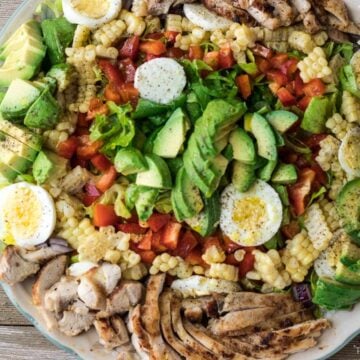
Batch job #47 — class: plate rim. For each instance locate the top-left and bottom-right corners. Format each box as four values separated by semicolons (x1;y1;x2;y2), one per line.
1;0;360;359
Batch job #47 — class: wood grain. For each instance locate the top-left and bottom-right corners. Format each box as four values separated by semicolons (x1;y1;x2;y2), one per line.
0;0;360;359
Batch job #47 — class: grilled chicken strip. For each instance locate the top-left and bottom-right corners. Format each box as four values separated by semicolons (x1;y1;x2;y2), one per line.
0;246;40;285
94;316;130;349
147;0;196;15
328;15;360;35
202;0;252;23
267;0;294;26
289;0;311;14
319;0;349;25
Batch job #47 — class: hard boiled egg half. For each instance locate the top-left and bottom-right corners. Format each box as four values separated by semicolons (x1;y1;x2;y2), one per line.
220;181;283;247
0;183;56;249
62;0;122;28
338;127;360;178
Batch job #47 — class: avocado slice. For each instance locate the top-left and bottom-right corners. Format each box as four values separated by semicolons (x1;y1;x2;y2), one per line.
114;147;148;176
265;110;298;134
301;97;330;134
153;108;190;159
336;178;360;244
135;187;159;221
0;143;31;174
232;160;256;192
0;161;20;181
32;151;54;184
340;242;360;267
258;159;278;182
271;163;298;185
136;154;172;189
0;132;38;162
251;113;278;161
0;79;40;120
229;128;256;165
335;262;360;285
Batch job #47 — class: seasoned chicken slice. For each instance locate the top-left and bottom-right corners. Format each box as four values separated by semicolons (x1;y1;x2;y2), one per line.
182;296;220;320
61;166;90;194
44;276;79;313
209;307;277;335
147;0;196;15
289;0;311;14
303;11;323;33
328;15;360;35
267;0;294;26
87;263;122;295
32;255;68;306
234;0;281;29
58;305;95;336
94;316;130;350
319;0;349;25
78;276;106;310
202;0;251;23
0;246;40;285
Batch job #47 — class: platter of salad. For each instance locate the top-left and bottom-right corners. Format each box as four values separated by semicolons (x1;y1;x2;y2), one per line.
1;0;360;359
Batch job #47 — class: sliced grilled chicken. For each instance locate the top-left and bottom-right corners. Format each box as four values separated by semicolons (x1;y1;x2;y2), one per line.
78;276;107;310
147;0;196;15
0;246;40;285
170;294;218;360
202;0;252;23
182;296;220;320
234;0;281;29
303;11;323;33
209;307;277;335
289;0;311;14
87;263;122;295
61;166;90;194
58;306;95;336
267;0;294;26
220;292;304;313
32;255;67;306
94;316;130;349
320;0;349;25
328;15;360;35
44;276;79;313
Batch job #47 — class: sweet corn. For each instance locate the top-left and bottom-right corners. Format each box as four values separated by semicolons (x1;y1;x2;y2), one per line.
150;253;180;275
297;47;332;83
288;31;315;54
123;263;148;280
206;263;239;282
326;113;355;140
226;23;256;52
144;16;161;35
234;249;246;262
316;135;341;171
319;198;341;232
131;0;148;17
210;30;229;47
120;10;146;36
166;14;183;33
72;25;91;48
93;19;126;47
202;245;226;265
341;91;360;124
313;31;328;46
104;249;122;264
175;27;209;51
168;258;194;279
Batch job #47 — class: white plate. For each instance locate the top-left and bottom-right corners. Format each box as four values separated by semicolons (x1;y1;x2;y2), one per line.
1;0;360;359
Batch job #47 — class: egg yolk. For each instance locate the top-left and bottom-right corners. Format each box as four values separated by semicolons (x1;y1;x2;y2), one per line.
71;0;109;18
232;197;267;244
2;187;42;242
345;137;360;170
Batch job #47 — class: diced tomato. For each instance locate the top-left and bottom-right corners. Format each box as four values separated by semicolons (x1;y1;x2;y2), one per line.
166;47;186;59
203;236;222;251
138;250;157;264
297;96;312;111
164;31;179;43
119;58;137;83
281;221;301;239
311;163;328;186
118;35;140;60
104;83;122;104
225;253;239;266
222;235;242;253
203;51;220;70
266;69;288;86
138;231;153;250
119;83;139;107
256;57;271;73
77;113;88;128
288;168;316;216
71;157;88;169
238;251;255;278
75;126;90;136
185;248;208;268
151;230;167;252
97;59;123;89
91;154;111;172
303;78;326;97
146;32;164;40
285;80;295;95
82;194;99;207
277;87;297;107
236;74;252;100
161;222;182;250
118;223;147;234
174;230;198;258
294;73;305;97
189;45;204;60
87;98;109;120
77;135;102;160
280;58;298;77
219;44;235;69
56;136;78;159
147;213;171;232
93;204;119;227
269;82;281;95
140;40;166;56
303;134;328;149
252;44;273;59
96;166;117;193
270;53;288;69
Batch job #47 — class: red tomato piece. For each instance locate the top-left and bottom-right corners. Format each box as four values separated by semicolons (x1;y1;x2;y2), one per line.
87;98;109;120
238;251;255;278
146;32;164;40
203;237;222;251
91;154;111;172
252;44;273;59
161;222;182;250
104;83;122;104
288;168;316;216
119;83;139;107
77;113;88;128
138;250;157;264
294;73;305;97
256;57;271;73
269;82;281;95
219;44;235;69
303;78;326;97
93;204;119;227
281;221;301;239
185;249;208;268
311;163;328;186
270;53;289;69
277;87;297;107
118;35;140;60
222;235;242;253
97;59;123;89
164;31;179;43
151;230;167;252
82;194;99;207
140;40;166;56
77;136;102;160
56;136;78;159
174;230;198;258
297;96;312;111
303;134;328;149
189;45;204;60
225;253;240;266
118;223;147;234
280;58;298;76
147;213;171;232
203;51;220;70
166;47;186;59
138;231;153;250
266;69;288;86
119;58;137;83
236;74;252;100
96;166;117;193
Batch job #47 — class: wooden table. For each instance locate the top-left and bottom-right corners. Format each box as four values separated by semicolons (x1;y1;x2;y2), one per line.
1;1;360;359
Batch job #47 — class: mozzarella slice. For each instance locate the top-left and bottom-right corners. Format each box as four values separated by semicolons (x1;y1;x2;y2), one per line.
183;4;233;31
62;0;122;28
338;127;360;178
134;58;187;105
171;275;241;298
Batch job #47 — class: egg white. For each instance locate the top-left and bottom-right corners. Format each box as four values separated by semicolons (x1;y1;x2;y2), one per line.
220;181;283;247
0;182;56;249
338;127;360;178
62;0;122;28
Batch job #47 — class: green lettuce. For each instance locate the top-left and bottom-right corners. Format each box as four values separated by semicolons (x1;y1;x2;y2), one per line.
340;65;360;98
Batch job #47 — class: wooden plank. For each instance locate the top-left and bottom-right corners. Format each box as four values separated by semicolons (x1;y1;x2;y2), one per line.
0;326;76;359
0;287;30;325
